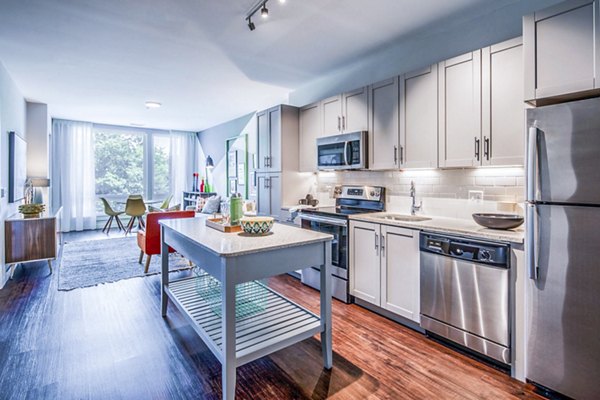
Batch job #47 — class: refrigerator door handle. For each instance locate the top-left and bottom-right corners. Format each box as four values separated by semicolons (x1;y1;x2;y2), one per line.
526;203;539;280
527;126;539;202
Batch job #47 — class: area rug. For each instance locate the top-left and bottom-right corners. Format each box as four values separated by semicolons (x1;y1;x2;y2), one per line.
58;236;192;291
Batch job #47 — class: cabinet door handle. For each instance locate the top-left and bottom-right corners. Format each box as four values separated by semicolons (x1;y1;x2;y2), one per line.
342;116;346;131
337;116;341;132
394;146;398;165
400;145;404;165
266;156;271;167
484;137;490;160
474;137;480;161
381;235;385;256
375;233;379;255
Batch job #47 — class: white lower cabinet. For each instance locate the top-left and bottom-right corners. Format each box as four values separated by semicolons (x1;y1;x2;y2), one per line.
350;220;420;323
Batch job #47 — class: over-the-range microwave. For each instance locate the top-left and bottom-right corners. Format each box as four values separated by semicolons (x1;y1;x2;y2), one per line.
316;131;368;170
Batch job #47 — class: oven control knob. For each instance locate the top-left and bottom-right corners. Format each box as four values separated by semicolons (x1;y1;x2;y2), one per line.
480;250;491;261
370;191;376;197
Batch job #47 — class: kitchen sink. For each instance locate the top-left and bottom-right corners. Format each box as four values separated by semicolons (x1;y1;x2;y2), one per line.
373;214;432;222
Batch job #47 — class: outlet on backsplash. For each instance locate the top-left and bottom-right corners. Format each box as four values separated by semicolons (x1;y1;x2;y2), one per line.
468;190;484;203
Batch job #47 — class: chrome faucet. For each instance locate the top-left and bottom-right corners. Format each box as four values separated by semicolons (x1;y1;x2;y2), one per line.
410;181;422;215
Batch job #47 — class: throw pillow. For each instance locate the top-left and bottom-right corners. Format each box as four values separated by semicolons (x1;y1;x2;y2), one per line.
201;195;221;214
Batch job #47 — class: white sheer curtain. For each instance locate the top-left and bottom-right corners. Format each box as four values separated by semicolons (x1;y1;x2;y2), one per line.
51;119;97;231
170;131;199;207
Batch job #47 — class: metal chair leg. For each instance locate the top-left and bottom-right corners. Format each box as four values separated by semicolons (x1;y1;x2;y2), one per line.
102;216;112;233
115;215;125;231
139;251;144;264
47;260;53;274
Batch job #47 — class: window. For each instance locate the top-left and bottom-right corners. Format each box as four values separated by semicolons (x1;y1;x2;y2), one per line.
152;134;170;200
94;127;172;214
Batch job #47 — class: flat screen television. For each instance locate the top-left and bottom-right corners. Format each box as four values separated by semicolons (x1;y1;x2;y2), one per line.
8;131;27;203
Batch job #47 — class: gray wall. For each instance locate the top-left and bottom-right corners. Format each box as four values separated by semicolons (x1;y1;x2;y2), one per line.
289;0;563;106
0;61;27;288
196;112;256;198
26;102;49;179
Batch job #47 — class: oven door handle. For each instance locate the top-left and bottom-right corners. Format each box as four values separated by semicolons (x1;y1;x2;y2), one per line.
300;214;348;227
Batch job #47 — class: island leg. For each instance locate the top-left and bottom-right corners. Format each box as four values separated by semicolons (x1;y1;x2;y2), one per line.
320;240;333;369
221;260;237;400
161;225;169;317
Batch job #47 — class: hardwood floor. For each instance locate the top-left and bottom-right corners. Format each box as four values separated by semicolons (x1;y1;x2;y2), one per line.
0;231;543;399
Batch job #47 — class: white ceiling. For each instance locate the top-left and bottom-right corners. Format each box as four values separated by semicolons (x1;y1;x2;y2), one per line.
0;0;499;131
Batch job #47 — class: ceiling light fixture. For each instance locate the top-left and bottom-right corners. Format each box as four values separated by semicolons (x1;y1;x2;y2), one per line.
145;101;161;109
261;3;269;18
246;0;285;31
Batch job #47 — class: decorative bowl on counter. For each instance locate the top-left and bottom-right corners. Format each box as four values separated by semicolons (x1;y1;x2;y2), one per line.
18;203;46;219
240;216;274;235
472;213;524;230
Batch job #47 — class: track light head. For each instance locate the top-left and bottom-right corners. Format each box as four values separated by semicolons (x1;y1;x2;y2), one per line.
247;17;256;31
261;3;268;18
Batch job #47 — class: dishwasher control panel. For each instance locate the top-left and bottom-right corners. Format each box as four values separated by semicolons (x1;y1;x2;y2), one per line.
420;233;509;267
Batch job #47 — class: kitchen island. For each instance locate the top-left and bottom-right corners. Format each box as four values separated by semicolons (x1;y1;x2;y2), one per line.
159;219;333;400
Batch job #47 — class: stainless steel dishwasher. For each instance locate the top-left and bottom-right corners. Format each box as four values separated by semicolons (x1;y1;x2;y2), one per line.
420;233;511;365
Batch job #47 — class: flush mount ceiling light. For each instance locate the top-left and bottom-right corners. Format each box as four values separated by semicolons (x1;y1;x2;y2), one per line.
246;0;286;31
145;101;161;109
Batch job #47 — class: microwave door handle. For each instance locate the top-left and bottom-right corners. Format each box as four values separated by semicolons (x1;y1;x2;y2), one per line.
527;125;539;202
343;141;349;166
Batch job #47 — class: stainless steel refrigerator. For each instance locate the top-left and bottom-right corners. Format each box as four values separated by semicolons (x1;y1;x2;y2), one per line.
526;97;600;400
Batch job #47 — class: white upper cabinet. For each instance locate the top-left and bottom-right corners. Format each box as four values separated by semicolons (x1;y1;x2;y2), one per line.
298;102;321;172
438;51;482;168
524;0;600;105
342;87;369;133
482;37;525;166
368;77;400;170
321;95;343;136
400;65;439;169
321;87;368;137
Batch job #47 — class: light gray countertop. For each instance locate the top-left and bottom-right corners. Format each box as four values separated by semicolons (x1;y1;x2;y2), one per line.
160;217;333;257
349;212;524;244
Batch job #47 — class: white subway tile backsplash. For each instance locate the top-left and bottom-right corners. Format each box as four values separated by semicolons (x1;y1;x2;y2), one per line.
316;167;525;217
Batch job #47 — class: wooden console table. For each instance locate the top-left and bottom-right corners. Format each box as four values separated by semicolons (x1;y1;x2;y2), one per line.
160;219;333;399
4;207;62;278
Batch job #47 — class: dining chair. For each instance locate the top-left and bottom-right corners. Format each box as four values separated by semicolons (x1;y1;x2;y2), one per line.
137;210;195;273
100;197;125;234
124;196;147;235
160;194;173;210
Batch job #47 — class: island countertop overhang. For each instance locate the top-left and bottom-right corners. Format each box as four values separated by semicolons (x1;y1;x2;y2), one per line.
160;218;333;258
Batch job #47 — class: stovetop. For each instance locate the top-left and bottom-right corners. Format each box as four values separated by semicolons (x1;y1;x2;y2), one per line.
301;206;380;218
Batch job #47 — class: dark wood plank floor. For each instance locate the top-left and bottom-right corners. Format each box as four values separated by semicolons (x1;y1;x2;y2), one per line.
0;231;544;399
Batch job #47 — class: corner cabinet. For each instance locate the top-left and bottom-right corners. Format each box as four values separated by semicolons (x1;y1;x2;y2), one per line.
321;87;368;137
349;220;420;323
368;77;400;170
524;0;600;105
298;102;321;172
438;51;482;168
400;65;439;169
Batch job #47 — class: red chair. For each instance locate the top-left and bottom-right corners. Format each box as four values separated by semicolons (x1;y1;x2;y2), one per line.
137;210;195;273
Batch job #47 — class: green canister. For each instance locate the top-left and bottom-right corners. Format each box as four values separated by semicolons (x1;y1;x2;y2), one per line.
229;195;243;225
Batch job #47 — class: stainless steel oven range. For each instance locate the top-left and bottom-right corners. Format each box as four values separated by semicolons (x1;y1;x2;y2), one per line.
299;185;385;303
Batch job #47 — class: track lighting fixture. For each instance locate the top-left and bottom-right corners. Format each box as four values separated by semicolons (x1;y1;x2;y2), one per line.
245;0;286;31
247;17;256;31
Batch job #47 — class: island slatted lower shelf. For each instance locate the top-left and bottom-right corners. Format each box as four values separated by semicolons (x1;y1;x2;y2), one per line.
166;273;321;366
